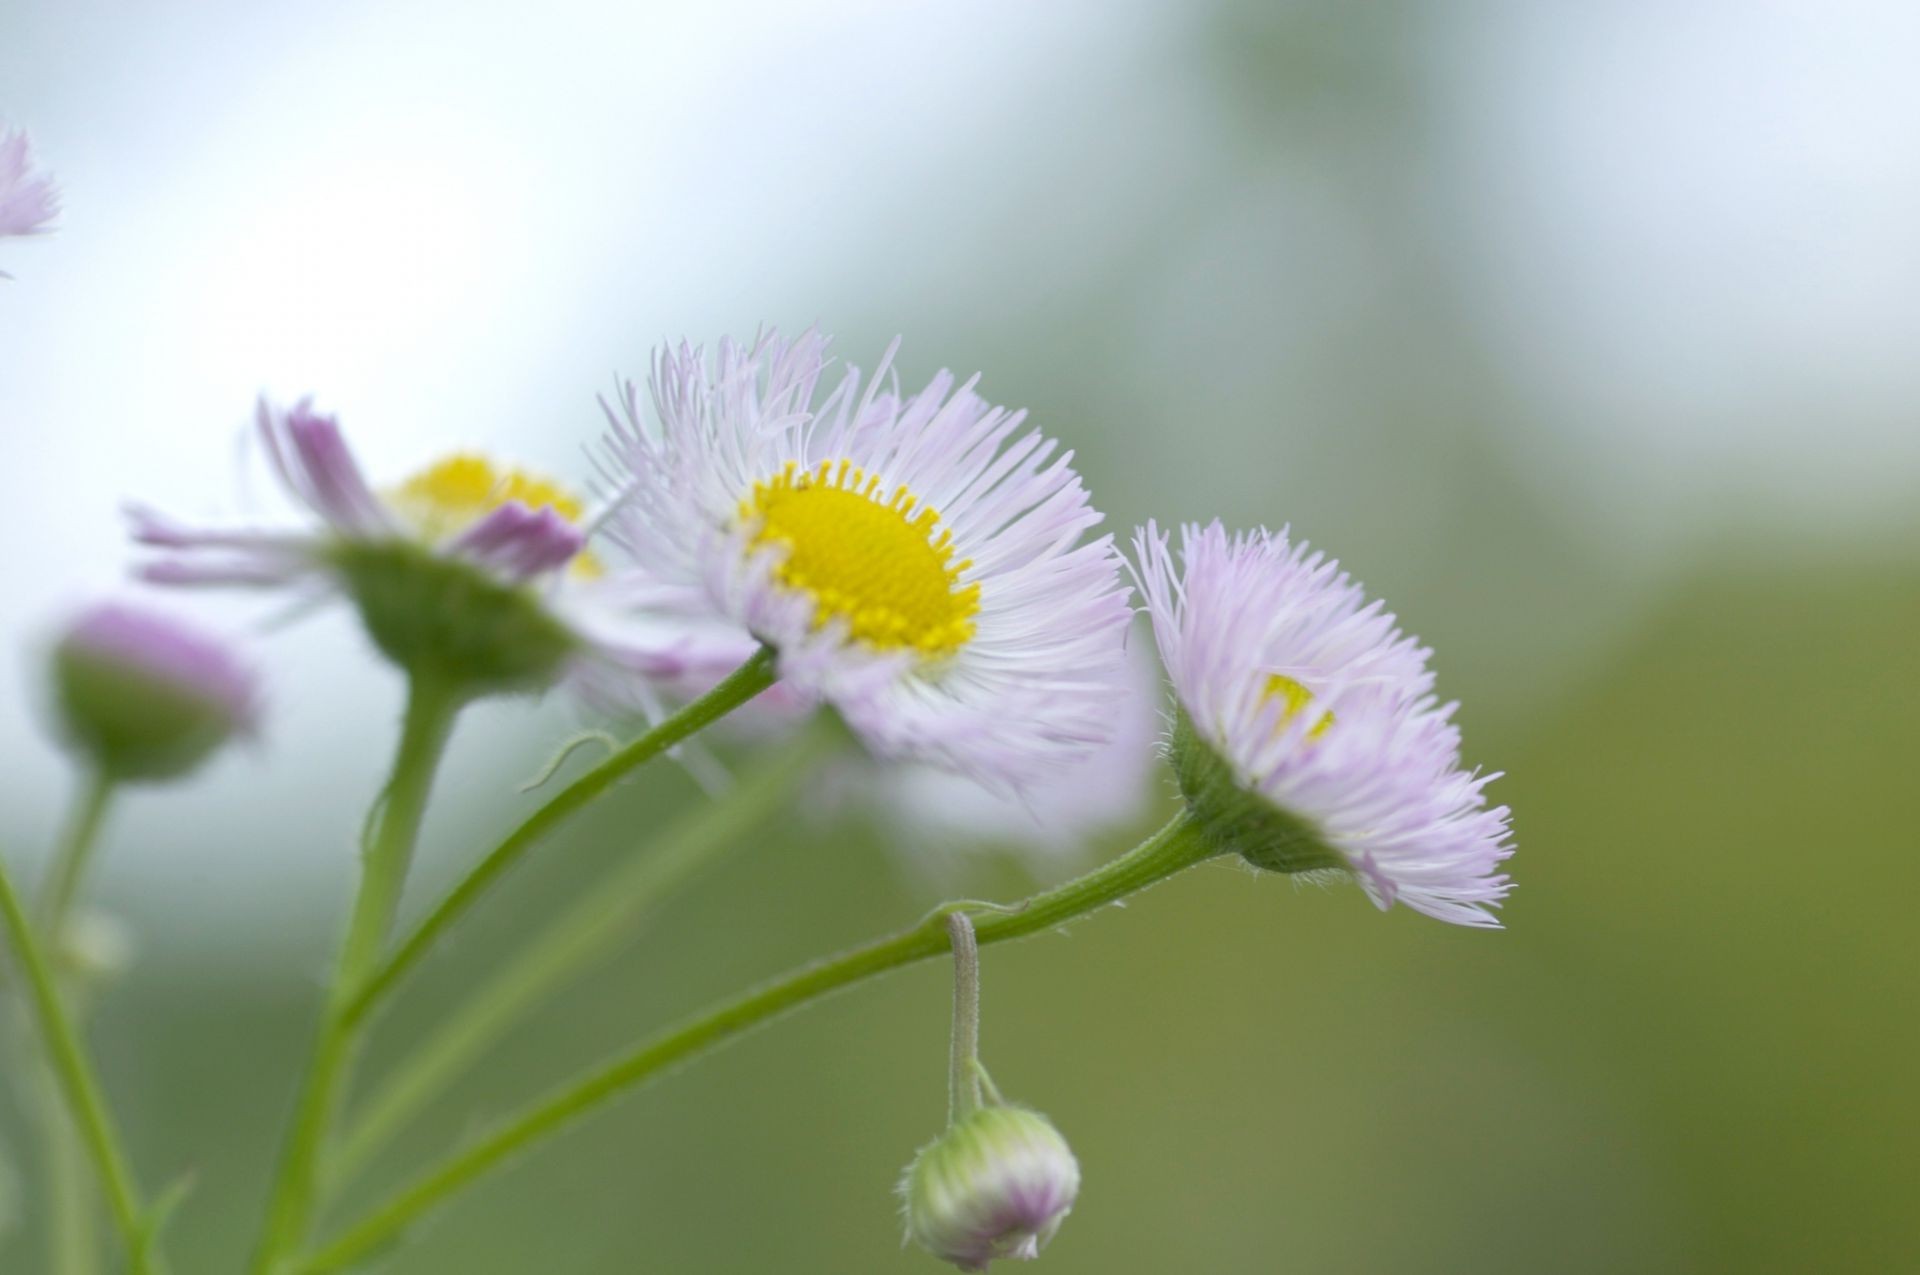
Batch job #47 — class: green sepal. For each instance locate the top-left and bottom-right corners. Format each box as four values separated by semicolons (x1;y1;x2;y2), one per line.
330;540;579;695
1170;709;1346;875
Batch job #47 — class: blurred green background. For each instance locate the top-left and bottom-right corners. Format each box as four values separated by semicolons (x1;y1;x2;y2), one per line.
3;1;1917;1271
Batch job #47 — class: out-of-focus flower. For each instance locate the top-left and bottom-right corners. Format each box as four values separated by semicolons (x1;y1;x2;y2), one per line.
0;126;59;276
1135;520;1513;927
596;330;1133;789
901;1104;1080;1272
128;397;640;694
50;602;258;782
873;632;1164;866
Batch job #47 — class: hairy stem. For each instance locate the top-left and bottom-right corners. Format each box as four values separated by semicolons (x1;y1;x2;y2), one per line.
340;648;778;1027
250;674;463;1275
945;913;983;1123
326;711;833;1186
300;812;1215;1272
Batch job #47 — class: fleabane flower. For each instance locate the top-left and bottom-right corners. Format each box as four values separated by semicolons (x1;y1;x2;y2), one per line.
129;397;607;694
1136;520;1513;927
0;126;59;274
597;331;1132;788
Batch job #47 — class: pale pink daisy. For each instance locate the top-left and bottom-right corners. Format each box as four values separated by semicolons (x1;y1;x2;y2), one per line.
126;397;663;693
1135;520;1513;927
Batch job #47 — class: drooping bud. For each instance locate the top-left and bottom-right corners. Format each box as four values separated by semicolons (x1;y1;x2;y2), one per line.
901;1103;1081;1272
50;603;259;782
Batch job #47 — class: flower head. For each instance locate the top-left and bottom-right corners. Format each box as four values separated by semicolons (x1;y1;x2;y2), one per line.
129;397;601;693
901;1104;1080;1272
50;602;259;782
0;126;60;273
1136;520;1513;927
597;331;1133;788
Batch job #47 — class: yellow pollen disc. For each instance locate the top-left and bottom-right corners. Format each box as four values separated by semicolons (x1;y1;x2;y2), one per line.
741;459;981;656
1261;673;1334;740
387;453;600;578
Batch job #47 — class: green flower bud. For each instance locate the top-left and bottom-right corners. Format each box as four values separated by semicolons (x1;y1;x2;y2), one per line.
901;1104;1080;1272
50;604;258;783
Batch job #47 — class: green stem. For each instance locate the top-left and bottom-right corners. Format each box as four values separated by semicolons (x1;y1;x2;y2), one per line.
37;773;115;934
249;674;464;1275
339;647;778;1029
36;772;117;1275
945;913;982;1123
0;847;152;1272
46;1071;99;1275
325;711;834;1187
299;812;1216;1273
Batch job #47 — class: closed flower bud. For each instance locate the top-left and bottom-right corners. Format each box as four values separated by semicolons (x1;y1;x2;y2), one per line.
50;603;258;782
901;1104;1080;1272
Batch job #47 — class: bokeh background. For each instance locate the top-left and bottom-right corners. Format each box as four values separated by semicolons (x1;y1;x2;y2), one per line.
3;1;1918;1271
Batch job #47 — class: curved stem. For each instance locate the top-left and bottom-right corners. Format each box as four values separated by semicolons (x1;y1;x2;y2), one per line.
325;711;834;1187
0;846;152;1272
250;674;464;1275
299;812;1215;1272
340;648;778;1028
945;913;982;1123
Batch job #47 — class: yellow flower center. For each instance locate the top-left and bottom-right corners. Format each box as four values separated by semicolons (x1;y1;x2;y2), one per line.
1261;672;1334;740
741;459;981;657
387;453;600;577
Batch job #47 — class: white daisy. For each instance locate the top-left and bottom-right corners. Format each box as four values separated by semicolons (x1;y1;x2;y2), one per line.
596;331;1132;787
1136;520;1513;927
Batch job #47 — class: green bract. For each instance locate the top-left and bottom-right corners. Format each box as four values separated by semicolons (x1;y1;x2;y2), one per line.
331;540;579;695
1170;709;1345;875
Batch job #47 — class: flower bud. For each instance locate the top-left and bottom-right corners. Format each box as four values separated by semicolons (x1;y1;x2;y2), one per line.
50;603;258;782
901;1104;1080;1271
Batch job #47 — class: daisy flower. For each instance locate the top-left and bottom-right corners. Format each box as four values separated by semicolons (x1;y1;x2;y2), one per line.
128;396;620;695
1135;520;1513;927
0;126;59;274
596;331;1133;788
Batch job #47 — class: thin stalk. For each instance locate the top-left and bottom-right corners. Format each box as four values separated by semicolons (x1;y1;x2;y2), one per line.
326;712;833;1186
249;674;464;1275
299;813;1216;1273
37;773;115;934
0;847;152;1272
945;913;982;1123
340;648;778;1028
36;771;118;1275
46;1072;99;1275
